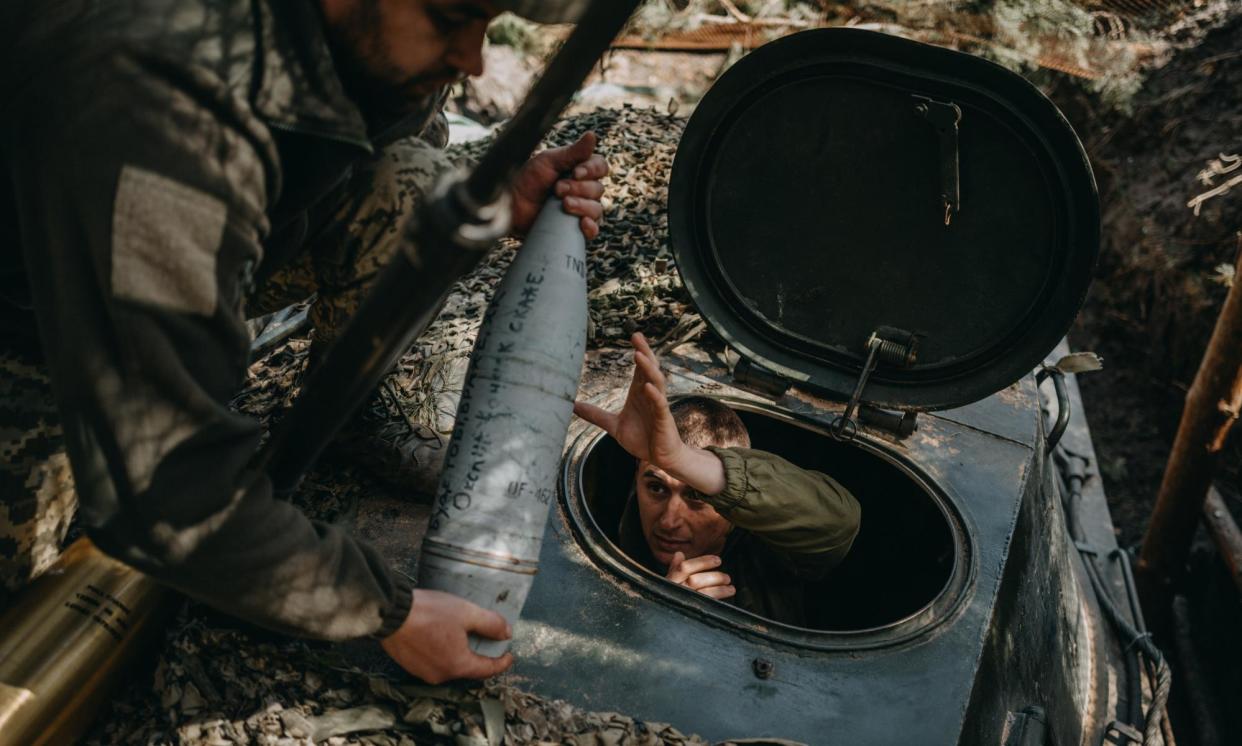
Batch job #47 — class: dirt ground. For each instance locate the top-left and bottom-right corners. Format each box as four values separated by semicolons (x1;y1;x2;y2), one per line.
1050;14;1242;743
1052;14;1242;548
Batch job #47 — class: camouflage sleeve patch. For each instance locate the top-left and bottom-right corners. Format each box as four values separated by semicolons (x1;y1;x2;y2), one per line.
111;165;227;316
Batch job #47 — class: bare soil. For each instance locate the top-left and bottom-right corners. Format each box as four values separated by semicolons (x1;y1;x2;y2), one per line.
1049;12;1242;550
1048;14;1242;745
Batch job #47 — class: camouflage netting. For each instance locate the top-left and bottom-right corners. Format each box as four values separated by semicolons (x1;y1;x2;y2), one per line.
90;107;716;746
87;490;731;745
232;106;700;454
368;106;705;446
88;608;710;745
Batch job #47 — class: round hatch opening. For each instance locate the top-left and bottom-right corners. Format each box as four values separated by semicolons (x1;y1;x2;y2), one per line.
564;399;972;647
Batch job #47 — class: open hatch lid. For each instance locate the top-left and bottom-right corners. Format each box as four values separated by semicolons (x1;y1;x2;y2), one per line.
668;28;1099;411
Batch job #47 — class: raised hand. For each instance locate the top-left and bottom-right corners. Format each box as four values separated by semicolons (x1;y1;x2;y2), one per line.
572;332;684;470
573;332;728;496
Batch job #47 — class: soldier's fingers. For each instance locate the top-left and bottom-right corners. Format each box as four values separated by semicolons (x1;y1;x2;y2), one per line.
700;585;737;600
556;179;605;201
632;332;660;360
467;606;512;641
572;153;609;181
686;571;731;590
677;554;723;576
537;132;597;173
627;347;649;400
459;651;515;681
572;400;617;433
665;551;688;582
634;349;667;395
627;338;657;405
633;347;662;384
579;216;600;241
642;383;671;425
635;350;665;389
562;196;604;222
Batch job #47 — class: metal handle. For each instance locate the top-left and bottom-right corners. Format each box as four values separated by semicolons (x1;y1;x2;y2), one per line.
1036;366;1070;452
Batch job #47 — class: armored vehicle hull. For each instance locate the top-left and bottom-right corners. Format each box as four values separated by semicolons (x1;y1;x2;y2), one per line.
496;27;1143;745
496;342;1132;745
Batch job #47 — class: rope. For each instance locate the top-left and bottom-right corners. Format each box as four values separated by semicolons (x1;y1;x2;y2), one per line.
1057;451;1173;745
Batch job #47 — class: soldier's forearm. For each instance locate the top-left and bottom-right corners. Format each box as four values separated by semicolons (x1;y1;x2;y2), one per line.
702;446;862;558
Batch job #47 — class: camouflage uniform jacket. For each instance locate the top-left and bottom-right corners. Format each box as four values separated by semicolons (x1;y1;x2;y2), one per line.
0;0;446;639
619;447;861;626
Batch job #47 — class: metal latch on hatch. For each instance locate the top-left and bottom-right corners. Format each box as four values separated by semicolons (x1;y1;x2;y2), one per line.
913;96;962;226
830;329;919;442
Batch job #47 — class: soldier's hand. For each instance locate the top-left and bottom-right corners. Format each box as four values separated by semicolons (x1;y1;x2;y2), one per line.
574;332;682;469
380;589;513;684
511;131;608;240
575;333;728;496
666;552;736;600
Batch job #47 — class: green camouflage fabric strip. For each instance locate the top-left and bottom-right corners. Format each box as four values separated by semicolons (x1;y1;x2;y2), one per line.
0;348;75;603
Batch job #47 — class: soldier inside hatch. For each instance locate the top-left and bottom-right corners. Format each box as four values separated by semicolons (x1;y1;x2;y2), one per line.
0;0;609;683
574;334;862;625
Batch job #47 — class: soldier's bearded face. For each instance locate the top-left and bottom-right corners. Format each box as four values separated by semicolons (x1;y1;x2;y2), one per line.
635;463;732;568
322;0;498;112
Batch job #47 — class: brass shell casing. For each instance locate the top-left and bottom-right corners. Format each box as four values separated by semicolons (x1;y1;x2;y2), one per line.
0;538;169;746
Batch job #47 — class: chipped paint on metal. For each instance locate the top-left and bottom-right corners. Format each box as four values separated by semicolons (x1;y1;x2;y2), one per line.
513;619;704;677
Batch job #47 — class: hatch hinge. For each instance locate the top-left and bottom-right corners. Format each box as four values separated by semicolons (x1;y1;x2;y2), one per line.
732;357;792;398
830;328;919;442
913;95;962;226
858;404;919;439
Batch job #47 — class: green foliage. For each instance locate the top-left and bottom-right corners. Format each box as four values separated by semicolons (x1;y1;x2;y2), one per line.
486;13;545;55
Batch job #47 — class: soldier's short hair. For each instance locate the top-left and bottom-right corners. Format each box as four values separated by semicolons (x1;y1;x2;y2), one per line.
669;396;751;450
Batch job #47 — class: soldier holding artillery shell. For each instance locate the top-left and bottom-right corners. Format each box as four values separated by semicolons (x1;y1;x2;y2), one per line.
0;0;607;683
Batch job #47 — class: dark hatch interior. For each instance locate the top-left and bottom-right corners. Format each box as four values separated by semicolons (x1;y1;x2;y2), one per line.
578;408;957;631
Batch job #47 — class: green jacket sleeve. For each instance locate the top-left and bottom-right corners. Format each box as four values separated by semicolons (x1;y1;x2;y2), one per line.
5;50;410;641
704;446;861;580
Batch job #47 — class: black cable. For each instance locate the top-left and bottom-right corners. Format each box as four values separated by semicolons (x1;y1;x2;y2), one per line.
1055;449;1171;744
1056;455;1144;731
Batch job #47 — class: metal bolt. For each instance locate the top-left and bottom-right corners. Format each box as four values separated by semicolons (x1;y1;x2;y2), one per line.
752;658;774;680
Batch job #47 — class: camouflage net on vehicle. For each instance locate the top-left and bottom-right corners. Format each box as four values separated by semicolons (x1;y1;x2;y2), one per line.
231;106;699;455
88;609;712;745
